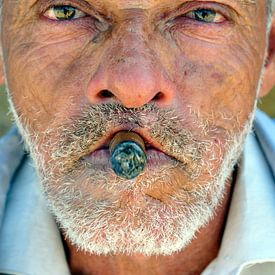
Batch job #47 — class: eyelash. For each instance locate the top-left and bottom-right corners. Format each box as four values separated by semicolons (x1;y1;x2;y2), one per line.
43;6;87;21
185;9;225;23
40;2;231;29
167;3;231;25
40;0;99;21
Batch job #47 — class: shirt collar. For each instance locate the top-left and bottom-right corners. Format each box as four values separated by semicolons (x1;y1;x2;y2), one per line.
0;131;70;274
203;132;275;274
1;113;275;274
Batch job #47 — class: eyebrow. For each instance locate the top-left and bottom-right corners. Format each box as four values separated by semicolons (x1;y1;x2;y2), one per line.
14;0;258;5
10;0;259;15
238;0;256;5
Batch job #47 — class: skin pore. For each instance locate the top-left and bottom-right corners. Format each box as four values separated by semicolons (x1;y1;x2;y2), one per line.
1;0;275;274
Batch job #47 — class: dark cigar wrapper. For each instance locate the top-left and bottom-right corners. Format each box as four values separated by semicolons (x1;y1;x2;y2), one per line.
109;132;147;179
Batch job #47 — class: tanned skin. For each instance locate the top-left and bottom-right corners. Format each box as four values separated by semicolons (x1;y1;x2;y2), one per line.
66;180;233;275
0;0;275;274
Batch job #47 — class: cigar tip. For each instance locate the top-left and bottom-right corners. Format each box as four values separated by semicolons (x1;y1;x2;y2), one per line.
109;131;146;153
110;138;147;179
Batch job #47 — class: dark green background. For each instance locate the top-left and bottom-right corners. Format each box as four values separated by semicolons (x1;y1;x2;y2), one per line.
1;85;275;136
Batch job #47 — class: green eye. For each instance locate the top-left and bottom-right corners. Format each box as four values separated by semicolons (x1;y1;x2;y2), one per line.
53;6;76;20
185;9;225;23
44;5;86;21
193;9;216;22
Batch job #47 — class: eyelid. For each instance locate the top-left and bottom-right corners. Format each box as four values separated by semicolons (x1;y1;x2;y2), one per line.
164;1;235;23
184;9;226;23
37;0;106;22
43;6;87;20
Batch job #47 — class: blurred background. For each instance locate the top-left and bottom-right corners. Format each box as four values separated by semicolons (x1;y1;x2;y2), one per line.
0;85;275;137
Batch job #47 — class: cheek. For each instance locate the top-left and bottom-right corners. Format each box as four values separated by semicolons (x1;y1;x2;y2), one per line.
165;34;263;131
4;25;103;130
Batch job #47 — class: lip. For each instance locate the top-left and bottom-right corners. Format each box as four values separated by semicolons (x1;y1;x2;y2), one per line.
82;127;175;170
87;127;166;154
83;147;174;171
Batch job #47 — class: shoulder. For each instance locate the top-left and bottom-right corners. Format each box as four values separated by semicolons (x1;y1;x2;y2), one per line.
0;127;25;227
0;126;25;181
254;109;275;177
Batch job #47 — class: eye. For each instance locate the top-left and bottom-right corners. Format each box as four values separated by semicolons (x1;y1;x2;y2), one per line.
43;5;87;21
185;9;225;23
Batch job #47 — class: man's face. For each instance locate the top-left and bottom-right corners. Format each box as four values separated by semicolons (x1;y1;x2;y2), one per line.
2;0;268;255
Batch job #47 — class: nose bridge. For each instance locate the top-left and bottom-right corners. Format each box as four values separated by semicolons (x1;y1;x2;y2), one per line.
109;25;158;89
86;16;175;108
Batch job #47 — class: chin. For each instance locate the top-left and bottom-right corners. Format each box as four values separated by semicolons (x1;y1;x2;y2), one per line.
17;102;256;256
39;157;232;256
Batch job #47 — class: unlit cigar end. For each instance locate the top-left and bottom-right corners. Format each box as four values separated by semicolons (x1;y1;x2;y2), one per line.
109;131;147;179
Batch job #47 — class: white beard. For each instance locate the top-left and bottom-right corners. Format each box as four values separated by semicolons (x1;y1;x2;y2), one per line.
6;91;257;256
53;112;256;256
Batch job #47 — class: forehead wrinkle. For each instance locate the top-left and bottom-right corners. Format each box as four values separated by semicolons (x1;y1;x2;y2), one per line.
3;0;259;11
239;0;256;5
110;0;260;20
97;0;259;10
3;0;38;12
4;0;34;6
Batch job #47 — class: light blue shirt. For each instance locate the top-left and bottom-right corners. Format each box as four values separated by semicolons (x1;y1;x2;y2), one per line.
0;110;274;275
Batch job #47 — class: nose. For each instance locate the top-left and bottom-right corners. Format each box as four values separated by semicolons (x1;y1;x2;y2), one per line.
86;31;175;108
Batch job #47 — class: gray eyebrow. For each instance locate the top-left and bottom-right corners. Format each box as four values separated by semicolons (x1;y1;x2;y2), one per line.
239;0;256;5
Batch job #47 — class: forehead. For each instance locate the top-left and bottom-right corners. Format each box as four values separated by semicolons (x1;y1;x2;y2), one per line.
2;0;265;32
6;0;258;10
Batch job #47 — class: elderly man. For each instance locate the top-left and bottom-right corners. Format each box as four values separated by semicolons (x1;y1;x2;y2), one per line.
0;0;275;274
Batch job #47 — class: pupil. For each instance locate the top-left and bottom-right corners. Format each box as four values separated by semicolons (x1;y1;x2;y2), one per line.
194;9;215;22
54;6;76;20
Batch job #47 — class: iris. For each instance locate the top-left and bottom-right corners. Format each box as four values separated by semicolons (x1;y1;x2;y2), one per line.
53;6;76;20
193;9;216;23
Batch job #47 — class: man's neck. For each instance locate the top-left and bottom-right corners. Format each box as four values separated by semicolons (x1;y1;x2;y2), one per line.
64;181;233;275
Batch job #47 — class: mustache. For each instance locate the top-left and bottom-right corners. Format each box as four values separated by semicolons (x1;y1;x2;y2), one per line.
46;102;207;170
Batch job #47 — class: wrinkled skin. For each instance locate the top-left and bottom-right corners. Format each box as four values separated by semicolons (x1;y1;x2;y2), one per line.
1;0;275;274
2;1;267;130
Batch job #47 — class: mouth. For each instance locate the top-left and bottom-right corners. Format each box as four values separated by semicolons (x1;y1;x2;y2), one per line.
82;127;176;171
89;127;166;153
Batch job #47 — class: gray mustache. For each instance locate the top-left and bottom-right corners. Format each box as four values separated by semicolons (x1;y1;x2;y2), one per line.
48;102;206;170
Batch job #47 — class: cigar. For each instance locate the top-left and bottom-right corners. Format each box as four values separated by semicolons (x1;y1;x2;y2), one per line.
109;131;147;179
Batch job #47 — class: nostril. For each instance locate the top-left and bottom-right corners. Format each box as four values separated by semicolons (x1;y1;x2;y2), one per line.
153;92;164;101
99;89;114;98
